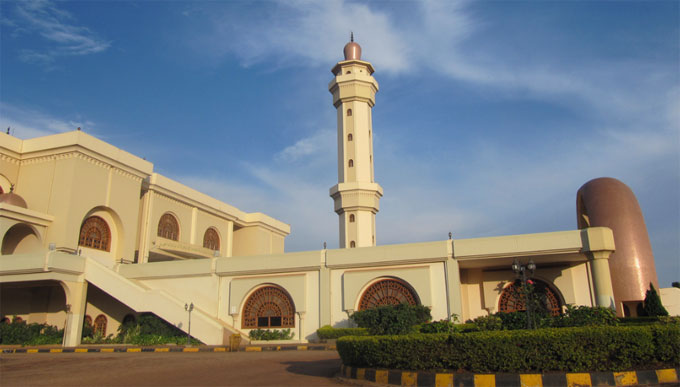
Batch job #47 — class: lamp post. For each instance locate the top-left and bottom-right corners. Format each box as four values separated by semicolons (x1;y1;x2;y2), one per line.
185;302;193;346
511;259;536;329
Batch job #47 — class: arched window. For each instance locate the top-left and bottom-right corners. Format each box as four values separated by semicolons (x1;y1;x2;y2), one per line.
78;216;111;251
498;279;562;316
84;315;92;327
1;317;9;324
203;228;220;251
94;315;107;336
242;286;295;329
349;214;355;223
350;241;356;248
347;109;352;116
158;213;179;241
348;159;354;168
348;133;353;141
358;279;419;310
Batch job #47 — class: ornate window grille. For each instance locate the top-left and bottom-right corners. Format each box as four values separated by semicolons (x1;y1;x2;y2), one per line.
498;279;562;316
242;286;295;329
157;213;179;241
94;314;107;336
358;279;419;310
203;228;220;251
78;216;111;251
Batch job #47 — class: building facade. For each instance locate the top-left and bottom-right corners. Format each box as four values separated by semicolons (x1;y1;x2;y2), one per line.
1;40;676;346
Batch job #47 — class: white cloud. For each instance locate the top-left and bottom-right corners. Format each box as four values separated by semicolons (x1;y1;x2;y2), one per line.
0;103;94;139
275;129;335;162
8;0;110;64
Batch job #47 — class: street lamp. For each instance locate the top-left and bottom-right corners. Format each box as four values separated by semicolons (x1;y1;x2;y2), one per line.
511;259;536;329
185;302;194;346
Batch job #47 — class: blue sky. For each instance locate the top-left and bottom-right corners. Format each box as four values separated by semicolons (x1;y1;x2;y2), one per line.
1;0;678;286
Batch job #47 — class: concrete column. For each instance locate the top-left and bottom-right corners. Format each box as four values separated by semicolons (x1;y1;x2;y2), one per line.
588;251;616;310
447;240;464;321
297;311;306;341
61;280;88;347
319;250;331;327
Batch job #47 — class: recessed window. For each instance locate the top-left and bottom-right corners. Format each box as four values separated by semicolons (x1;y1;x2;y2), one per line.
350;241;356;248
203;228;220;251
348;133;353;141
348;159;353;168
158;213;179;241
79;216;111;251
94;315;107;336
242;286;295;329
349;214;355;223
347;109;352;116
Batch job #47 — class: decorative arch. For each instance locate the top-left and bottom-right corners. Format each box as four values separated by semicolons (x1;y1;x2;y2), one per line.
94;314;107;336
349;241;356;248
84;315;92;327
498;279;562;316
78;216;111;251
158;213;179;241
358;278;419;310
203;228;220;251
2;223;41;254
241;285;295;329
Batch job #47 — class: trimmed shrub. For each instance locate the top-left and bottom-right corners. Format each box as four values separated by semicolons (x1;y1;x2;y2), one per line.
553;305;618;327
248;328;294;341
643;283;669;317
351;304;432;335
316;325;368;339
0;320;64;345
419;320;477;334
336;325;680;373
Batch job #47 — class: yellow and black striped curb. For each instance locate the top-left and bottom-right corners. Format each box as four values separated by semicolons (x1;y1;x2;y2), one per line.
340;364;680;387
1;344;335;354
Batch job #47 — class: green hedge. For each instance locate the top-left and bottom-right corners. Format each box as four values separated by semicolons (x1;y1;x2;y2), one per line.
317;325;369;339
0;321;63;345
337;325;680;373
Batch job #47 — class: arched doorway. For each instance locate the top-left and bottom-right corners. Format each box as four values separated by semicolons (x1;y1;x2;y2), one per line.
358;278;419;310
241;286;295;329
498;279;562;316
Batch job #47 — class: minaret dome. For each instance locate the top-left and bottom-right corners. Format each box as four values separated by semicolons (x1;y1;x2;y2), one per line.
343;33;361;60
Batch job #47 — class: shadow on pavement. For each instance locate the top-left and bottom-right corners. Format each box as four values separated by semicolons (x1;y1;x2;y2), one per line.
283;358;342;378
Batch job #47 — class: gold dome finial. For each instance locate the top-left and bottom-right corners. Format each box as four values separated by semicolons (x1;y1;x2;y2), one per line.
343;33;361;60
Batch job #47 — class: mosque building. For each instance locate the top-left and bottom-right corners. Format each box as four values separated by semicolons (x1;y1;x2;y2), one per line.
1;39;677;346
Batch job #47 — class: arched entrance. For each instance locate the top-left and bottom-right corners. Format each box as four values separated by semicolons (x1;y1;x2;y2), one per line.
241;286;295;329
358;278;419;310
498;279;562;316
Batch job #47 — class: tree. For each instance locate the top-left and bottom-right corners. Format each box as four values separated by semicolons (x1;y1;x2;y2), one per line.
643;282;669;317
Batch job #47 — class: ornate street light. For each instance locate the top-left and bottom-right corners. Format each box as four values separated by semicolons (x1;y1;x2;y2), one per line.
185;302;194;346
511;259;536;329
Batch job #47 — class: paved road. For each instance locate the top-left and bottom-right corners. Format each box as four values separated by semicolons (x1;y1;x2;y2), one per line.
0;351;352;386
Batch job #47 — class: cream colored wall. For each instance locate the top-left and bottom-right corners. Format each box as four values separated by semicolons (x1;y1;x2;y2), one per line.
233;226;275;256
138;275;220;317
0;283;67;328
661;287;680;316
84;284;137;337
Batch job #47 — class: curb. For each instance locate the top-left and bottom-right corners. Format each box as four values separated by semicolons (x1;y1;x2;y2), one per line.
1;344;335;354
340;365;680;387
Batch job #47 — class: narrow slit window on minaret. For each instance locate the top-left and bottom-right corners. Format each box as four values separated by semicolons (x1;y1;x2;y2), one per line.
349;214;355;223
348;133;353;141
350;241;356;248
348;159;353;168
347;109;352;116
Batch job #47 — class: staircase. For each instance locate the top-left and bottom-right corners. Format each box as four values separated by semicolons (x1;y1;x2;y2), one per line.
83;257;243;345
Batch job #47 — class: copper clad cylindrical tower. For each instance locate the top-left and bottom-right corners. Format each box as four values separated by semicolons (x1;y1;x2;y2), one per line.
577;177;659;314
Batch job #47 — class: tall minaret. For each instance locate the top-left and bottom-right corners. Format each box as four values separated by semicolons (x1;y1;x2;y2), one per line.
329;35;383;248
